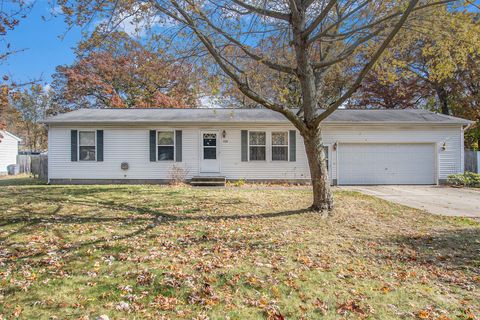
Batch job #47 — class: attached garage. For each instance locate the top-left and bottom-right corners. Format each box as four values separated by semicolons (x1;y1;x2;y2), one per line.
337;143;436;185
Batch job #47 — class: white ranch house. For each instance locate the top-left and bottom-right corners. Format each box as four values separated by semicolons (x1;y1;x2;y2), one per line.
43;108;471;185
0;131;21;175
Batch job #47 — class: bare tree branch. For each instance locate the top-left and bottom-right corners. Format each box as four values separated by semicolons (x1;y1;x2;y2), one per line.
231;0;291;21
308;0;455;44
192;6;297;74
313;0;420;126
307;0;370;44
288;0;301;23
168;0;305;130
302;0;337;37
312;25;385;70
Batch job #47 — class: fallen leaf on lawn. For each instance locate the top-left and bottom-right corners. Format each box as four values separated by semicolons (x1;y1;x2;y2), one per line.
151;294;179;311
417;310;430;319
271;286;281;299
12;305;22;317
337;300;365;316
381;285;391;293
313;298;328;315
115;301;130;312
136;270;156;286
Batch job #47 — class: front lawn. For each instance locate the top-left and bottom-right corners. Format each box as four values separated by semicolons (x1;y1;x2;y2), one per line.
0;179;479;319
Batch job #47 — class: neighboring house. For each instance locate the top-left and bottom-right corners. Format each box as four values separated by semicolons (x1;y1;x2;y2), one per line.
0;131;21;175
43;108;472;185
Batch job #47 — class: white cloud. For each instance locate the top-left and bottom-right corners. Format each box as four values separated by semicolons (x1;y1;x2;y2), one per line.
199;96;222;108
95;5;173;38
115;13;161;37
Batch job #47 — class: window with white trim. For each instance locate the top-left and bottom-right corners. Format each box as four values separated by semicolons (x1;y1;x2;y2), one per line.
157;131;175;161
249;131;266;161
79;131;96;161
271;131;288;161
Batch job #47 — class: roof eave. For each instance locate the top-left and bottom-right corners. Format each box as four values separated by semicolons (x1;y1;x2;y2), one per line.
43;120;470;125
1;131;22;141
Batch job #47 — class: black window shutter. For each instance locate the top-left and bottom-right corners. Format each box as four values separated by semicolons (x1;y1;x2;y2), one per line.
96;130;104;161
149;130;156;162
241;130;248;162
71;130;78;162
289;130;296;162
175;130;182;162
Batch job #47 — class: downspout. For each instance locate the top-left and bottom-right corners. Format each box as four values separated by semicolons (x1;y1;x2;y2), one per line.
463;122;474;132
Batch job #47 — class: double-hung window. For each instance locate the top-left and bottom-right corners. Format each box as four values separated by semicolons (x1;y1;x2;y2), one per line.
157;131;175;161
271;132;288;161
249;131;266;161
79;131;96;161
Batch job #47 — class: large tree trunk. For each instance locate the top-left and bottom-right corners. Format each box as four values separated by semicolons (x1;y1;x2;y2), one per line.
434;85;450;115
302;128;334;212
285;4;333;212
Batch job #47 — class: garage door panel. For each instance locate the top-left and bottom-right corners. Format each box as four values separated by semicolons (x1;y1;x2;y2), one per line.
338;143;435;185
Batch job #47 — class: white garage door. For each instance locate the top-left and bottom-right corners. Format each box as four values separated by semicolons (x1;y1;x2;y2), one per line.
338;143;436;185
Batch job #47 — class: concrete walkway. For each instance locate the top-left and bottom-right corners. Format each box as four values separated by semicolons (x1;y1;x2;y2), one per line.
341;185;480;218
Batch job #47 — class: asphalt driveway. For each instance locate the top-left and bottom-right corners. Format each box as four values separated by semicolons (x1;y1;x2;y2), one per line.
342;185;480;218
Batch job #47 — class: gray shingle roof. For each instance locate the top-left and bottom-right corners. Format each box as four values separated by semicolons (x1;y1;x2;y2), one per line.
43;108;472;125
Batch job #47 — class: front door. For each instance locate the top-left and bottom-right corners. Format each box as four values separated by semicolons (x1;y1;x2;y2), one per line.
200;131;220;173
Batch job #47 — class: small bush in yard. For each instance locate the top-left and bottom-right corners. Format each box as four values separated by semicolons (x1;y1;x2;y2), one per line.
232;178;246;187
447;174;467;186
447;172;480;187
168;165;190;185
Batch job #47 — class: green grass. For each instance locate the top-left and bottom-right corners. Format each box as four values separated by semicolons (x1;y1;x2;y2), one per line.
0;181;479;319
0;174;46;186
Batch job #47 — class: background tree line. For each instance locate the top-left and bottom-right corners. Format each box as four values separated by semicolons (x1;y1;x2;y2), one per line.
2;31;205;151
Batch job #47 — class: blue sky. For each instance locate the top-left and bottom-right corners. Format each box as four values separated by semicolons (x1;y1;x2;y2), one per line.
2;0;157;87
1;1;83;86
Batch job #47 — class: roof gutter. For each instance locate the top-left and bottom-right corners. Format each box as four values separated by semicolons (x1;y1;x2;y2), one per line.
42;120;471;126
462;119;476;131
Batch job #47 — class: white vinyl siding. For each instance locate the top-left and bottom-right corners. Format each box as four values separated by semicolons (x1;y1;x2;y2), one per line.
0;131;20;174
48;125;310;181
48;124;464;183
49;127;194;180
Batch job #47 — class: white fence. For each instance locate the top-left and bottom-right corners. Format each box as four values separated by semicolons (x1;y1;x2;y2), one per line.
17;154;48;180
465;150;479;173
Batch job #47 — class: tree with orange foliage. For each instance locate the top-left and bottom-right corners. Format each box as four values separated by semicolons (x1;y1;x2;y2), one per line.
1;0;34;141
52;32;199;109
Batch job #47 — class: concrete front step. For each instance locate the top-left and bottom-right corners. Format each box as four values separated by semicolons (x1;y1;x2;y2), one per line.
190;176;226;187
